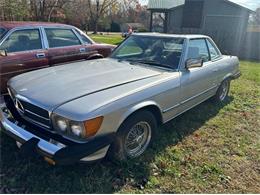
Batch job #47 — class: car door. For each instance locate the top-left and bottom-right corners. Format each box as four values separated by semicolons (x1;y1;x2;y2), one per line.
0;28;49;95
44;28;91;65
179;38;219;112
205;38;223;85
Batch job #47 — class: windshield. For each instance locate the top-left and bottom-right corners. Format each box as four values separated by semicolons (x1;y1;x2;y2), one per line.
111;35;185;70
0;27;7;40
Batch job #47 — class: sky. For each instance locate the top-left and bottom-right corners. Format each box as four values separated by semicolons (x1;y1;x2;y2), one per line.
139;0;260;10
234;0;260;10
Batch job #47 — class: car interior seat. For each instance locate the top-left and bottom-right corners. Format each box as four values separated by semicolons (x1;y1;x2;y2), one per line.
163;51;182;69
150;40;164;61
16;35;30;52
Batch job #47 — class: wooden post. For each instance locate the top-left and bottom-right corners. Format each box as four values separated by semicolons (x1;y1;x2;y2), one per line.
164;12;169;33
150;11;153;32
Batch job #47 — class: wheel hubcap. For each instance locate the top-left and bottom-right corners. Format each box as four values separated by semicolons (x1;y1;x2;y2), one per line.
219;81;228;101
124;121;152;158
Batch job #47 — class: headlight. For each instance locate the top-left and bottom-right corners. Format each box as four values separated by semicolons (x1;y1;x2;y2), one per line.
52;114;103;138
71;123;84;137
57;119;68;132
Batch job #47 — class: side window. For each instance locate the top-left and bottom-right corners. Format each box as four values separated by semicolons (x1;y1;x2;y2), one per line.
206;39;220;60
187;39;210;62
45;28;81;48
0;29;42;53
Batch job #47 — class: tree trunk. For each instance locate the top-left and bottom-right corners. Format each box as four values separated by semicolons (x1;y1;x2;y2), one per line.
47;0;59;22
93;19;98;34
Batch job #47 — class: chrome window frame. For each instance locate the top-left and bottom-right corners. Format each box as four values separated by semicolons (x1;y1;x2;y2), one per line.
0;27;45;53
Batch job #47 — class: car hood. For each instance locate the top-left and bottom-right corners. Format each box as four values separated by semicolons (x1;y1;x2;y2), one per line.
9;58;162;111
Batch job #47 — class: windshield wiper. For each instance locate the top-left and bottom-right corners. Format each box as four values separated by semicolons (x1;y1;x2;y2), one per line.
128;59;173;69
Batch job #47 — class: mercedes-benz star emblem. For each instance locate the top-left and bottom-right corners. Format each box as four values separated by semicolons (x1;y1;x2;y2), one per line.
15;98;25;114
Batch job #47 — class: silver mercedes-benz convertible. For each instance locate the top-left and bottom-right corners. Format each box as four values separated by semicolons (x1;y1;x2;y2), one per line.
0;33;240;165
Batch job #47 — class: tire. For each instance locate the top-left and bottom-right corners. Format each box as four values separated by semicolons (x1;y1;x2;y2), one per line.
108;110;157;161
213;79;231;102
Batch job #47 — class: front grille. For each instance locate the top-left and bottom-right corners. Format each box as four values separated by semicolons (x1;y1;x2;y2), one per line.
15;98;51;129
7;88;51;129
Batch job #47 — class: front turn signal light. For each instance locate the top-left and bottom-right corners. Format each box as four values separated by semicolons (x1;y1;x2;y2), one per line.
84;116;104;137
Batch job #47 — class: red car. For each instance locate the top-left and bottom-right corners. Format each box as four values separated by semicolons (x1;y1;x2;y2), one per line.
0;21;115;95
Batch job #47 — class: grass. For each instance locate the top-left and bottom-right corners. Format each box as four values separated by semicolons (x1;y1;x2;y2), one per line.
0;60;260;193
89;34;124;45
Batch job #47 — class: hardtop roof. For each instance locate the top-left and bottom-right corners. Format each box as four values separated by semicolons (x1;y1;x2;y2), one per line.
133;33;209;39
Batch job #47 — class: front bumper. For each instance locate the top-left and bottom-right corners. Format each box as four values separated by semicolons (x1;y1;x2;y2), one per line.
231;71;241;80
0;109;115;165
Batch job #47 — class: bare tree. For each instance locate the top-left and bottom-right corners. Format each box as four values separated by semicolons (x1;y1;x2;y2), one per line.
87;0;118;34
0;0;29;21
28;0;68;21
64;0;91;30
0;0;149;33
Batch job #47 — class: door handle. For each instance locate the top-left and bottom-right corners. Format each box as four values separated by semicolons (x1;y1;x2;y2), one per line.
213;69;219;72
36;53;46;59
79;48;86;53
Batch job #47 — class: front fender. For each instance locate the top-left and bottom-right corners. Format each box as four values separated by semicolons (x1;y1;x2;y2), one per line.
118;100;162;127
222;73;234;82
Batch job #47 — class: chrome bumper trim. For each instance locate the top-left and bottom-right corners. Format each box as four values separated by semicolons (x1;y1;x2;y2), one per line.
0;110;64;156
1;110;115;165
231;71;241;80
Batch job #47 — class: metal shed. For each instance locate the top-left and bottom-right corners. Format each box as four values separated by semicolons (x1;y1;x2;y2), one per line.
148;0;256;56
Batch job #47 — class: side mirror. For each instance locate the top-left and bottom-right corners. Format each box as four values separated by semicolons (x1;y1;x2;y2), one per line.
0;50;7;57
185;58;203;69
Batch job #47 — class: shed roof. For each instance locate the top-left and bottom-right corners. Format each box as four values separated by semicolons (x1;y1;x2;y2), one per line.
147;0;256;12
225;0;256;12
148;0;185;10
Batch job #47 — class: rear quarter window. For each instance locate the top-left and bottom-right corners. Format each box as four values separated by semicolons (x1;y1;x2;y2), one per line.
206;39;221;60
75;29;93;44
